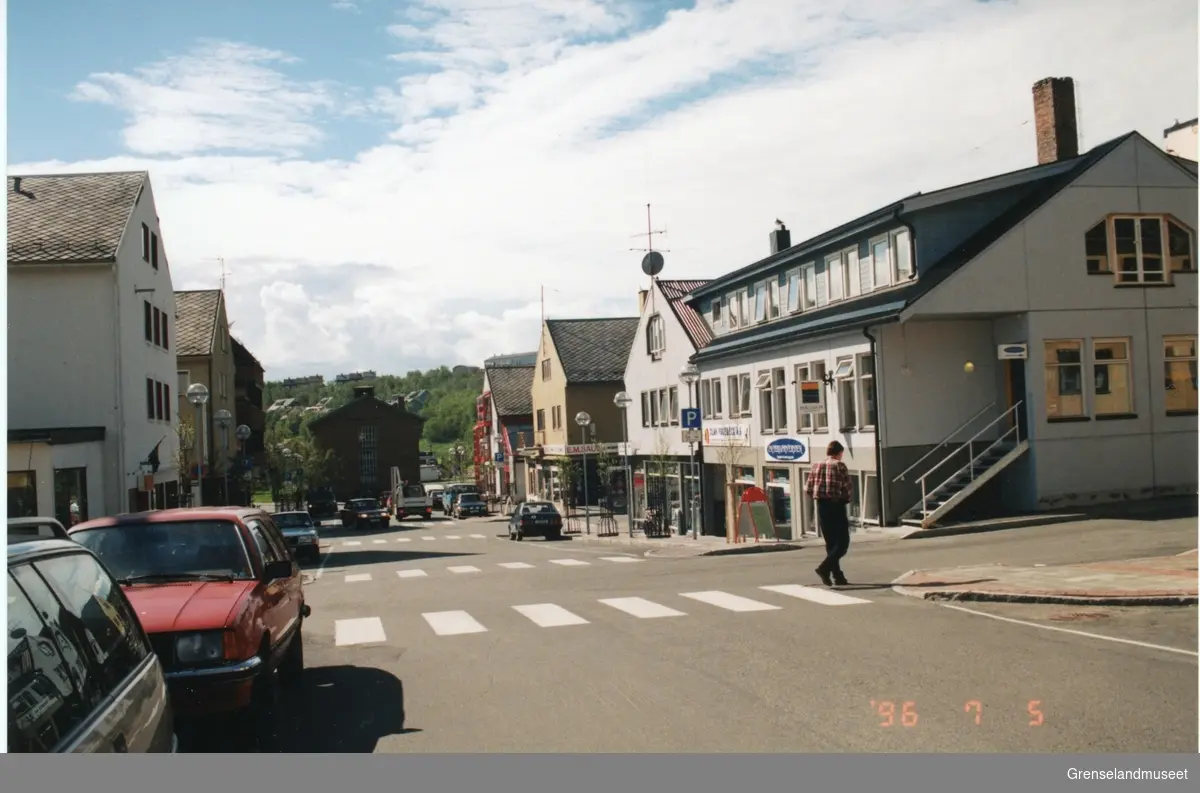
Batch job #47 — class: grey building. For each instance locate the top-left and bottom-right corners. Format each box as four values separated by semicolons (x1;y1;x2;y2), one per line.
683;77;1197;534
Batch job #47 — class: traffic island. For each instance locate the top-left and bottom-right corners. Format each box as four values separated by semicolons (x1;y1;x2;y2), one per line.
891;550;1199;606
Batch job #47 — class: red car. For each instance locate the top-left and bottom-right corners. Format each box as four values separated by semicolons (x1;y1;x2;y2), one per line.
68;507;309;749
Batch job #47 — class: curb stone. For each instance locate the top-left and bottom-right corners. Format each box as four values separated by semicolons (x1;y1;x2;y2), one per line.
889;585;1197;607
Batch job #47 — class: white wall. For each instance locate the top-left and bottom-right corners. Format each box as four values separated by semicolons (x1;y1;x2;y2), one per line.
115;179;180;505
1164;123;1197;161
622;281;702;458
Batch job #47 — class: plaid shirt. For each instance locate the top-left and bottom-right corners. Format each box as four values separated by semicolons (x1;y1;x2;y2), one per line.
805;458;852;503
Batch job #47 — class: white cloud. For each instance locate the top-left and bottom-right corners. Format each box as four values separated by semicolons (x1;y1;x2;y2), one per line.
15;0;1198;379
332;1;362;12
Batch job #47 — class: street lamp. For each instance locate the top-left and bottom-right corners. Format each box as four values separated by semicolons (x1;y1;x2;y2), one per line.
235;425;252;506
679;363;701;540
574;411;592;535
186;383;210;507
214;409;232;505
454;444;465;478
613;391;633;535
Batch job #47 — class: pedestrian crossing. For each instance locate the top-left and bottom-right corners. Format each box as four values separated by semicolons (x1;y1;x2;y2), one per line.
333;555;644;583
342;534;489;546
331;584;874;645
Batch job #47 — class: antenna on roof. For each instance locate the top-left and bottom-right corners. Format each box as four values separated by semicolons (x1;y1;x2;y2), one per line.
218;257;227;292
631;203;667;311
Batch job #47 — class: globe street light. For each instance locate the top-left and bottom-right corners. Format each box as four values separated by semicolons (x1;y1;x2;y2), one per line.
214;409;232;505
678;363;702;539
613;391;634;535
574;411;592;535
186;383;210;506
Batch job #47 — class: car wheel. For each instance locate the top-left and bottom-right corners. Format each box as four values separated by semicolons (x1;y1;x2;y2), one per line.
279;622;305;689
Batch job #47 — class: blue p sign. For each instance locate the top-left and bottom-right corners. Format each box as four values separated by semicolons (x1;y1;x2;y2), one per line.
681;408;701;429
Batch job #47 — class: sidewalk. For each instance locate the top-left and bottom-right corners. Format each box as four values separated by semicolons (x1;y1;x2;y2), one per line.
891;549;1199;605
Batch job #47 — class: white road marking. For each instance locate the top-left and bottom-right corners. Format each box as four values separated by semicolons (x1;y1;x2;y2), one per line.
498;562;534;569
448;565;481;574
938;603;1200;658
423;610;488;636
680;590;782;612
514;603;589;628
469;533;486;539
445;535;461;540
549;558;590;567
600;556;644;564
335;617;386;646
372;539;388;544
760;584;872;606
599;597;686;619
313;545;334;580
344;573;372;583
395;537;411;543
344;541;362;547
421;536;437;541
396;569;428;578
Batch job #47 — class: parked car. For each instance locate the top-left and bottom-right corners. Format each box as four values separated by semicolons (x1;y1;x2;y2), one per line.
426;486;445;512
270;511;321;563
67;507;309;750
508;501;564;541
392;484;432;521
442;484;479;513
305;487;338;524
8;516;70;544
7;536;177;752
453;493;488;519
340;498;389;530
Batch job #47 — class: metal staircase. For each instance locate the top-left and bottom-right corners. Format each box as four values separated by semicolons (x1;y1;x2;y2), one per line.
893;401;1029;530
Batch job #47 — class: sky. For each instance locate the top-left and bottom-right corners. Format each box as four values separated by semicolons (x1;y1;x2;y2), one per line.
7;0;1198;380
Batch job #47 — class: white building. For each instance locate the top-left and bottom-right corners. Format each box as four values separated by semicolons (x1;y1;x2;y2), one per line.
8;171;181;520
685;77;1196;537
1163;118;1197;161
619;279;713;534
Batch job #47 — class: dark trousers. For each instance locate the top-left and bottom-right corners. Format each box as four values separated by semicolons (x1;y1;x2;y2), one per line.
816;499;851;577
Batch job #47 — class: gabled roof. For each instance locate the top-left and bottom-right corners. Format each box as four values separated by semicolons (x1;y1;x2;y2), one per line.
485;364;534;417
175;290;224;357
231;336;265;372
657;279;713;349
308;393;424;427
692;131;1148;363
7;171;147;264
546;317;639;384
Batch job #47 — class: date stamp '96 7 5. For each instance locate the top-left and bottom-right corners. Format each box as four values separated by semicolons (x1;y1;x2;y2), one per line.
869;699;1045;728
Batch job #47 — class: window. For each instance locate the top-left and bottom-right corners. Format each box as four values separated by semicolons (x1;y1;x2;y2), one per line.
658;389;669;426
1088;215;1194;282
541;359;550;380
753;282;768;322
155;381;164;420
1092;338;1133;416
9;471;38;518
727;373;752;417
536;409;546;431
164;384;171;422
757;370;775;433
141;223;151;262
739;289;750;326
871;237;891;289
711;377;723;417
7;569;93;751
846;248;862;297
646;315;666;357
1164;335;1197;415
786;269;801;312
160;311;169;350
36;554;150;698
834;357;856;429
710;298;724;333
772;368;787;433
246;520;282;564
650;391;660;425
358;426;377;486
826;253;844;302
769;278;780;319
257;517;293;561
640;392;651;427
669;386;679;425
795;361;828;432
1044;340;1085;419
146;378;155;420
150;232;159;269
801;263;816;310
857;353;877;428
727;291;741;329
152;307;161;346
143;301;153;342
701;379;712;418
892;229;913;280
219;373;227;398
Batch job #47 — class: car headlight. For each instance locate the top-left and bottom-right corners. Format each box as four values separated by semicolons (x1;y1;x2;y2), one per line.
175;631;226;665
358;513;369;518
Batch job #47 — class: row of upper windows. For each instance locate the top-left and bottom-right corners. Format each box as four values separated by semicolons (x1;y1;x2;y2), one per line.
1083;214;1194;284
1044;334;1196;420
140;223;160;269
705;229;914;336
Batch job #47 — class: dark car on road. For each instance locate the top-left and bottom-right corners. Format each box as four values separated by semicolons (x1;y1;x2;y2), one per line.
508;501;564;541
8;536;177;753
68;508;309;750
305;487;338;524
453;493;488;519
340;498;389;530
271;511;321;563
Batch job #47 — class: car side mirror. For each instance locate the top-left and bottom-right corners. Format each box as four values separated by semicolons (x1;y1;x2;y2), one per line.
263;559;292;582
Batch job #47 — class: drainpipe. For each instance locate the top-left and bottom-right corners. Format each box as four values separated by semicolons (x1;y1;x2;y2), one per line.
863;326;887;526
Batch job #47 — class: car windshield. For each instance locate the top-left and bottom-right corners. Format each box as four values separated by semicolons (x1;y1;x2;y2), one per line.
459;495;482;504
273;513;313;529
349;499;378;510
72;520;254;582
525;503;556;514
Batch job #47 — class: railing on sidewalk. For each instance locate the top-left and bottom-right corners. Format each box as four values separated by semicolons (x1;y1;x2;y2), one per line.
595;510;618;537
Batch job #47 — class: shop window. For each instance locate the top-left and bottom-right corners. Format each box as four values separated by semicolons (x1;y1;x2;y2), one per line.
54;468;88;528
764;467;792;540
9;470;38;518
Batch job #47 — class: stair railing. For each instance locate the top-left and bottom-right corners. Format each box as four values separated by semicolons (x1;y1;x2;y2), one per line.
914;401;1024;519
893;401;996;485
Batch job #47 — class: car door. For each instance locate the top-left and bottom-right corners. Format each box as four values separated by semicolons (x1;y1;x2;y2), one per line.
244;518;293;663
29;551;173;753
259;515;302;630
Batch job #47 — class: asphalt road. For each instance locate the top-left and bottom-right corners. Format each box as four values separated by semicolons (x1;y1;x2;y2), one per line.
185;510;1199;753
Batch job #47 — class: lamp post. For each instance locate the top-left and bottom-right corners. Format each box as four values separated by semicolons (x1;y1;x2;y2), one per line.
214;409;232;505
613;391;633;535
454;444;465;479
186;383;210;507
679;362;701;540
235;424;252;505
574;411;592;535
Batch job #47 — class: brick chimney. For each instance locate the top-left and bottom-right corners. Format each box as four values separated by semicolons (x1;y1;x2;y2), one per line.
1033;77;1079;165
638;288;649;314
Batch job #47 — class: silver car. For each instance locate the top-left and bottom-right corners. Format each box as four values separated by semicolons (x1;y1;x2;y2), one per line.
271;511;322;563
7;536;177;752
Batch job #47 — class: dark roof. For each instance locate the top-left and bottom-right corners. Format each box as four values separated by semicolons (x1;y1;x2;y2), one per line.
546;317;640;384
308;394;424;427
231;336;265;372
7;171;147;264
1171;156;1198;176
175;290;223;357
1164;117;1198;136
657;279;713;349
485;364;534;417
693;131;1146;364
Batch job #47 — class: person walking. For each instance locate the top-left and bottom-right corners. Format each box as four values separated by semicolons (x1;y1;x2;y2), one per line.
804;440;854;586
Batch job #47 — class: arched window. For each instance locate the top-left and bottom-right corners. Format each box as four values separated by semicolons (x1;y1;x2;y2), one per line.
1085;215;1195;283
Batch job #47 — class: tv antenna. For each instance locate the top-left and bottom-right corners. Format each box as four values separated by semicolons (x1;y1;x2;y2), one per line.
629;203;669;255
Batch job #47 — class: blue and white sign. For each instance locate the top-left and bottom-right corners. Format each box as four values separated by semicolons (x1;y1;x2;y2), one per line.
765;437;810;463
681;408;701;429
494;452;504;463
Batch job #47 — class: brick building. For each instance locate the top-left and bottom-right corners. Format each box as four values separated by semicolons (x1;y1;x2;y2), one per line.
308;385;424;500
